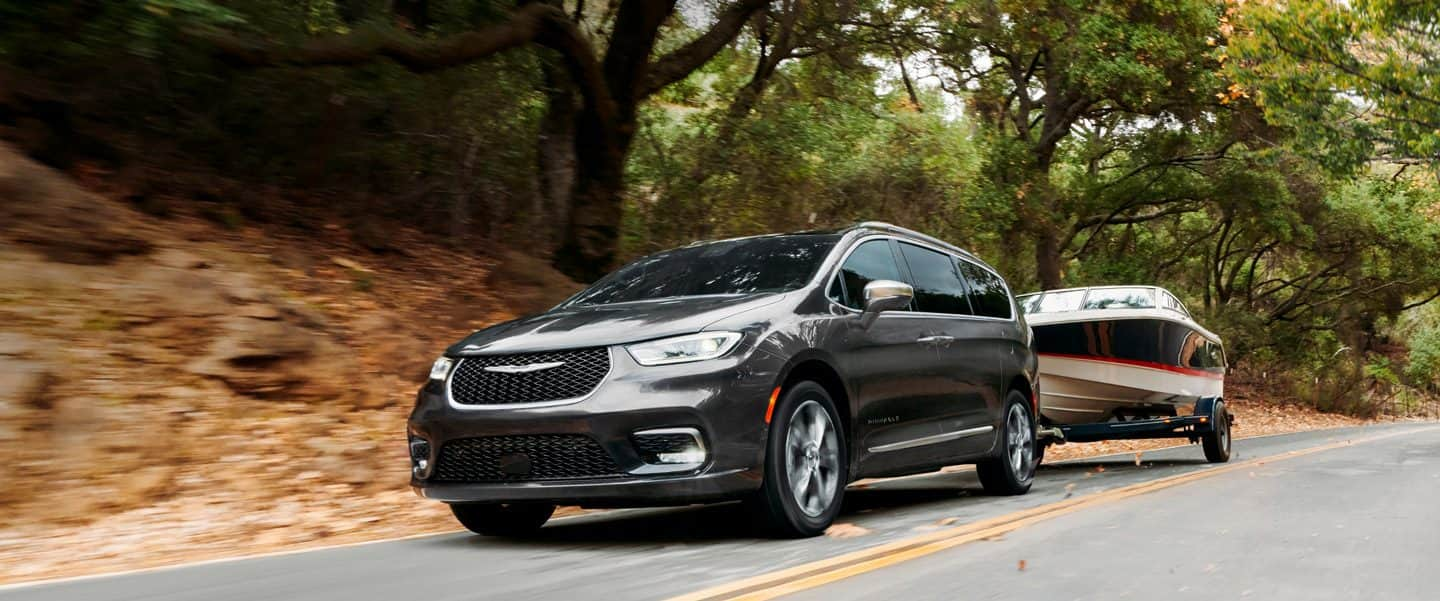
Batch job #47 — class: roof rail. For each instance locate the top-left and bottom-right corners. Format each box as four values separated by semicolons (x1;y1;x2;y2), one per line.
847;221;986;265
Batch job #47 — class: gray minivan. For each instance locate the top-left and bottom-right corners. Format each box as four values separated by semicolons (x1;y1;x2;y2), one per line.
408;222;1038;537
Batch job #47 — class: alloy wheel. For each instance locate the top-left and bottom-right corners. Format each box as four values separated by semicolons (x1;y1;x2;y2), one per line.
784;399;840;517
1006;403;1034;477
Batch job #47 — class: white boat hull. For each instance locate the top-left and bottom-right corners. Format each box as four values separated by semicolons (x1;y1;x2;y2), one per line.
1037;354;1224;425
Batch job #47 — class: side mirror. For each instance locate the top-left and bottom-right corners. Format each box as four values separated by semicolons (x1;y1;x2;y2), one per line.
860;280;913;327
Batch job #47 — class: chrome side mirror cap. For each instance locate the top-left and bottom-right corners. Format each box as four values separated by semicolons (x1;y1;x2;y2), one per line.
862;280;914;317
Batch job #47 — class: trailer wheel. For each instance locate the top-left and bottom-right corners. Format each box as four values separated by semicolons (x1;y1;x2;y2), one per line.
1201;400;1231;463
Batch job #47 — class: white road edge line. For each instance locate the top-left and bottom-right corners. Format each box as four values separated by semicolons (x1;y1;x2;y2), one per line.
0;423;1386;592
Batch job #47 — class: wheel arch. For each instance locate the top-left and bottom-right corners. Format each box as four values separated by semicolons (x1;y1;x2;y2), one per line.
1008;374;1036;416
775;353;852;452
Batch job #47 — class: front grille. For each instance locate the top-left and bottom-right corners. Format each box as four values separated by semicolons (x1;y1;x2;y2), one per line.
432;434;622;482
449;348;610;405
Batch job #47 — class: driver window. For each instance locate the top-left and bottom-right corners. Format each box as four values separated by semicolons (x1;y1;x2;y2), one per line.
831;240;906;310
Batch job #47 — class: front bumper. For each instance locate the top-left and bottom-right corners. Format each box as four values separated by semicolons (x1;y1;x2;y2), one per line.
406;345;783;506
414;468;758;506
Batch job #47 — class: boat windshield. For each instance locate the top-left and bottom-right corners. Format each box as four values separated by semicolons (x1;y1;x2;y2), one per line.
1081;287;1156;310
1025;290;1085;313
1021;287;1158;314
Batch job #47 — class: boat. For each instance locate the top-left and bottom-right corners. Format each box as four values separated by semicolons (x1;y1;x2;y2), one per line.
1016;286;1225;426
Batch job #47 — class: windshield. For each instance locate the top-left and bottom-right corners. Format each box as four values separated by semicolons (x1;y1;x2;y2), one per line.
566;234;840;306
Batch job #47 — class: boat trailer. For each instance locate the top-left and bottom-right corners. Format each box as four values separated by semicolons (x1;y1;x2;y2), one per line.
1037;397;1234;463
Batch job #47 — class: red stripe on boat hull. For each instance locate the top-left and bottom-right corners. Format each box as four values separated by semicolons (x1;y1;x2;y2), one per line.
1038;352;1225;380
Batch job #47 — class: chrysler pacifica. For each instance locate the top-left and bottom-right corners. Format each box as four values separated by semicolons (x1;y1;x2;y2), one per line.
408;222;1039;537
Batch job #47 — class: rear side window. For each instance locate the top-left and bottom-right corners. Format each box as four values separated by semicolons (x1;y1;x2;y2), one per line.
831;240;907;310
957;260;1013;319
897;243;973;315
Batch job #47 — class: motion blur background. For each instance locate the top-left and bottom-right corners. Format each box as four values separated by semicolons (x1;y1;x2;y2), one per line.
1;0;1438;583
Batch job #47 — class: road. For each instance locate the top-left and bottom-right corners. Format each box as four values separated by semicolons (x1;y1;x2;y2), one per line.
5;423;1437;601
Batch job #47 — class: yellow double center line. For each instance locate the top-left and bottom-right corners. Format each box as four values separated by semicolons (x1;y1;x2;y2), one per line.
669;427;1431;601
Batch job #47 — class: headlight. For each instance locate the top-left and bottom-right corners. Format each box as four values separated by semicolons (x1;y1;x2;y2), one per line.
625;332;743;366
429;356;454;381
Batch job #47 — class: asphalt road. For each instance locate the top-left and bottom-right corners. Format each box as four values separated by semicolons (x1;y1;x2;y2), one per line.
6;423;1436;601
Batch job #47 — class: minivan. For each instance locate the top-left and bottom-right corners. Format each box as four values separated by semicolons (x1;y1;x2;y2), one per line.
408;222;1039;537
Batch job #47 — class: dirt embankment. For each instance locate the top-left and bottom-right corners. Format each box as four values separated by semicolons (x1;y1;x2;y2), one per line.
0;141;585;583
0;142;1387;584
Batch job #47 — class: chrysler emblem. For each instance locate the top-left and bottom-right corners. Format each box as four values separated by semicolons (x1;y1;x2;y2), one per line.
483;361;565;374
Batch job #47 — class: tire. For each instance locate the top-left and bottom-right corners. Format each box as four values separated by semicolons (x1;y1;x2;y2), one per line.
450;503;555;536
977;391;1037;495
1202;400;1232;463
749;381;848;538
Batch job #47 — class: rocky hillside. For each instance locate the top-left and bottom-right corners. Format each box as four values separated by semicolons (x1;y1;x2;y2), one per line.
0;142;581;582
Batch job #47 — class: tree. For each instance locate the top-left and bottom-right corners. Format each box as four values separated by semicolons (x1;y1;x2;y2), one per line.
920;0;1226;288
1230;0;1440;172
196;0;770;281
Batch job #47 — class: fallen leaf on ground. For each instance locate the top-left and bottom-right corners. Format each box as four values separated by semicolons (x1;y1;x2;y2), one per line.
1018;559;1027;571
824;523;872;539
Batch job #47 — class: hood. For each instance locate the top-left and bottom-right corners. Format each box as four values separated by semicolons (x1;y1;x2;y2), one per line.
446;293;789;355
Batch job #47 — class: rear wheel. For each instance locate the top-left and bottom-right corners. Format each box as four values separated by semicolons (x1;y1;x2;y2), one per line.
450;503;555;536
977;392;1037;495
750;381;848;538
1202;400;1232;463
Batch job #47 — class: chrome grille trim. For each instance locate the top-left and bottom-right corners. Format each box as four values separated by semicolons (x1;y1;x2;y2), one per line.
445;347;613;410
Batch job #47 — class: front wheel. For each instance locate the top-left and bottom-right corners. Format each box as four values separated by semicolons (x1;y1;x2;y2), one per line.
749;381;848;538
976;391;1037;495
450;503;555;536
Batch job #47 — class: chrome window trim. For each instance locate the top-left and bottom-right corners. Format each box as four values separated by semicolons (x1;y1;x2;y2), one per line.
444;347;615;411
817;234;1018;323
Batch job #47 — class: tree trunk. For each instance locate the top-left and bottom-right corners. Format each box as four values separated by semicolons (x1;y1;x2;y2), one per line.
1034;226;1063;290
536;59;578;249
552;106;634;282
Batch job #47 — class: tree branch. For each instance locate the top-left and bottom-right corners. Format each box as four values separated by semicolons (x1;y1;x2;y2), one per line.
192;3;619;135
197;3;554;72
641;0;771;97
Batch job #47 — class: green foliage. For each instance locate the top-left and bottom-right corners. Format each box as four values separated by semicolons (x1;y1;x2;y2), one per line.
0;0;546;240
1231;0;1440;170
627;51;985;254
1405;311;1440;388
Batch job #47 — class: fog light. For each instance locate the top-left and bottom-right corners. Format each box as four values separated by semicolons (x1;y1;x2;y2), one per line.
657;450;706;464
632;428;707;465
409;436;431;478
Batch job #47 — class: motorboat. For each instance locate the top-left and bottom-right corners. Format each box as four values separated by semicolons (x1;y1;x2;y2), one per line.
1017;286;1225;426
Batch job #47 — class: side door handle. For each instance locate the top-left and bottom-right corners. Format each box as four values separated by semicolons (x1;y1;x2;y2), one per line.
917;335;955;345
